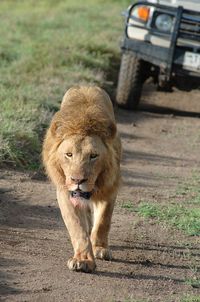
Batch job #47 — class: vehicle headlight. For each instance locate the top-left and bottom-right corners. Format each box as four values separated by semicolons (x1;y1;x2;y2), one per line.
155;14;173;32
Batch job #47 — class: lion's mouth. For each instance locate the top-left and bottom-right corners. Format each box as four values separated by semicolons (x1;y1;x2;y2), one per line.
69;189;92;208
69;189;92;200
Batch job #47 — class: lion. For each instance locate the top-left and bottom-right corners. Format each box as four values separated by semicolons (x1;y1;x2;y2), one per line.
42;86;121;273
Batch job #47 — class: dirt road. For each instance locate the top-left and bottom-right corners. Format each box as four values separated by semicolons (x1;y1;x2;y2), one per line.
0;86;200;302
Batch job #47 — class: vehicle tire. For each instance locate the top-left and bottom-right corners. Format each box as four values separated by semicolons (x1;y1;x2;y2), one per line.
116;51;144;110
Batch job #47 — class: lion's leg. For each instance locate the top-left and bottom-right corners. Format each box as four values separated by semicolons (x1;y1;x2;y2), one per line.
91;198;115;261
57;189;96;273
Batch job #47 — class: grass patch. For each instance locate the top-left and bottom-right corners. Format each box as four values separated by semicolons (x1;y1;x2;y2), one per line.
185;278;200;289
122;173;200;236
137;202;200;236
0;0;129;168
181;295;200;302
121;201;135;211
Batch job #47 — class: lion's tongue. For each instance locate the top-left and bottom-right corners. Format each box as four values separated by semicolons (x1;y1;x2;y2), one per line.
69;190;92;208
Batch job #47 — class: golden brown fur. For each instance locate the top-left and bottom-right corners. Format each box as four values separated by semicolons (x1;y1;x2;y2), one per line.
42;86;121;273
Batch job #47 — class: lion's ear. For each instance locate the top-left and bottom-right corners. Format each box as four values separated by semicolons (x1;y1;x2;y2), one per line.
49;111;65;138
50;120;63;138
106;121;116;139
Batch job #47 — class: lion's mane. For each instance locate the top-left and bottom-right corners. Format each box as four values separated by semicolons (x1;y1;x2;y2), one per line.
42;86;121;199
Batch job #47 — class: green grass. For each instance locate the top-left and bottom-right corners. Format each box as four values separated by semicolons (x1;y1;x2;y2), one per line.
181;296;200;302
122;173;200;236
138;202;200;236
185;278;200;289
0;0;129;168
121;201;135;211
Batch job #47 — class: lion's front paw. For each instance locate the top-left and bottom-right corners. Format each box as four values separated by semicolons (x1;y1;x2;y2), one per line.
67;257;96;273
93;246;112;261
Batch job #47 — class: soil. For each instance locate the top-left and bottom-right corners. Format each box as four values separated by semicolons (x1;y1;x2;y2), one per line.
0;85;200;302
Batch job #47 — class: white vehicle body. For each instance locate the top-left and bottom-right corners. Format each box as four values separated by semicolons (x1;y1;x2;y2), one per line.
148;0;199;10
125;0;200;75
128;0;200;49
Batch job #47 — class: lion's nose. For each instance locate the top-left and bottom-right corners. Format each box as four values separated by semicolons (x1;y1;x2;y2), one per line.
71;177;88;185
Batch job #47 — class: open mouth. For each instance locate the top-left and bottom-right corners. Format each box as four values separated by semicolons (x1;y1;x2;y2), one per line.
69;189;92;200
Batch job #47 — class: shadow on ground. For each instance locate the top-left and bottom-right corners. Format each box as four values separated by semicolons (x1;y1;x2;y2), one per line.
0;257;23;296
0;190;61;230
140;103;200;118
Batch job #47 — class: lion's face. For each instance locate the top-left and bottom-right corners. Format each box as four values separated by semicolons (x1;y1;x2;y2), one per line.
57;134;107;207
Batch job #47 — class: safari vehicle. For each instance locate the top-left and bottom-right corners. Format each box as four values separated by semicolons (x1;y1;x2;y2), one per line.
116;0;200;110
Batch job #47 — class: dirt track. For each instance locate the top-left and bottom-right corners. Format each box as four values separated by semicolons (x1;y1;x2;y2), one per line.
0;86;200;302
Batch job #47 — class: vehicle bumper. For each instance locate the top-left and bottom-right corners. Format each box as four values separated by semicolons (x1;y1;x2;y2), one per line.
122;36;200;78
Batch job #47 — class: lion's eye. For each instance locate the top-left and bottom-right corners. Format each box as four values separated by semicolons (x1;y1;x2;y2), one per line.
90;153;98;160
65;152;72;158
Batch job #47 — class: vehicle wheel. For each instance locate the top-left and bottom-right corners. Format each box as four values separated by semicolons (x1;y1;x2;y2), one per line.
116;51;144;110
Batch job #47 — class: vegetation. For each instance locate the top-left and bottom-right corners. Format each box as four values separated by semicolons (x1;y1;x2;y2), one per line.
137;202;200;236
0;0;129;168
185;278;200;289
181;295;200;302
122;173;200;236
